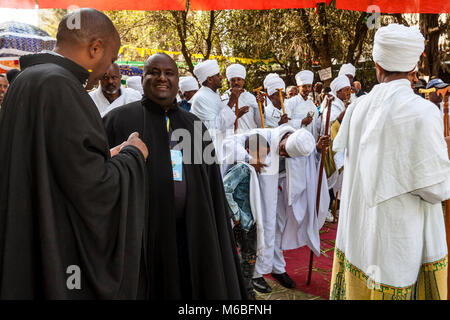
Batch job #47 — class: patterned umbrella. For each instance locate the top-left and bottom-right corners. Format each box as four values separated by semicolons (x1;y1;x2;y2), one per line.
0;21;56;57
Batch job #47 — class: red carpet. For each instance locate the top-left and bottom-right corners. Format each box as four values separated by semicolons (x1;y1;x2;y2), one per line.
267;221;337;300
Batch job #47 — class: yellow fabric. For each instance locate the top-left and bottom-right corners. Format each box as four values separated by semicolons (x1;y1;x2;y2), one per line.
330;248;448;300
324;120;342;178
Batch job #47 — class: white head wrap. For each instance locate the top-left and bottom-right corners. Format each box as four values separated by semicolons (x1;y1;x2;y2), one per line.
285;129;315;158
263;73;285;96
226;64;246;81
372;23;424;72
330;75;351;94
193;59;220;84
126;76;143;95
338;63;356;77
179;76;199;94
295;70;314;86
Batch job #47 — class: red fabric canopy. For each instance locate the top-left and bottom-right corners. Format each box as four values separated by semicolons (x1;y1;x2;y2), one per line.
38;0;186;11
335;0;450;14
190;0;319;11
1;0;449;12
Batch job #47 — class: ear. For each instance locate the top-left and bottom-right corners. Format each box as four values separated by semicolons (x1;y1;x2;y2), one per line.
87;39;105;60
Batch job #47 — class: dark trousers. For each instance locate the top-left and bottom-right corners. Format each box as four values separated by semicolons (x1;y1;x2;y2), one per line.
233;223;257;298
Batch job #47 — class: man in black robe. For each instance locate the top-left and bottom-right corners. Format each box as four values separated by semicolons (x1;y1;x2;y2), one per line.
0;9;149;299
103;53;247;300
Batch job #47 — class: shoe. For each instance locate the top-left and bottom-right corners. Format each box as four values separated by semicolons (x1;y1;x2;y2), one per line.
271;272;296;288
252;277;272;293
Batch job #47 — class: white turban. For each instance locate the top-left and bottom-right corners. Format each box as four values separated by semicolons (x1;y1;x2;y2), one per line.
263;73;285;96
226;64;246;81
193;59;220;84
338;63;356;77
126;76;143;95
295;70;314;86
179;76;199;94
372;23;424;72
285;129;315;158
330;75;351;94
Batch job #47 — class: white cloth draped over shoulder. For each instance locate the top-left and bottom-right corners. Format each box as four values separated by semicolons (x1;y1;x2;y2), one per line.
89;86;142;117
333;78;450;288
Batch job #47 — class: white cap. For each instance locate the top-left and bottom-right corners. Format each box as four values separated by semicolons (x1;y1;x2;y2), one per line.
226;64;246;81
285;129;315;158
338;63;356;77
263;73;285;96
126;76;143;95
295;70;314;86
330;75;351;94
372;23;424;73
179;76;199;94
193;59;221;84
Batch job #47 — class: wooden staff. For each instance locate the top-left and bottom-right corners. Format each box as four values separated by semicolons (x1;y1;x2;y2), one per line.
437;87;450;136
419;87;436;100
307;93;334;286
277;88;286;115
234;98;239;131
253;86;265;128
436;86;450;300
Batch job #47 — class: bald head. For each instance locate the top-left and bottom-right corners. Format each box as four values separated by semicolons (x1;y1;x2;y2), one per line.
144;53;178;73
354;81;361;91
56;8;119;47
53;8;121;90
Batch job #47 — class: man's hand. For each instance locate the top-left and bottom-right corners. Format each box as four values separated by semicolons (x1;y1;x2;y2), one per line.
127;132;148;160
301;115;313;126
250;162;268;174
237;106;250;119
278;113;290;125
230;87;244;99
110;141;127;158
227;87;244;109
316;135;330;152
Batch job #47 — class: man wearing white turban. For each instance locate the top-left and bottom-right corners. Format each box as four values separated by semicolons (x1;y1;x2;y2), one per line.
190;59;248;149
330;23;450;300
338;63;356;103
286;70;320;140
220;124;330;294
221;64;263;132
262;74;290;128
178;76;199;111
126;76;144;95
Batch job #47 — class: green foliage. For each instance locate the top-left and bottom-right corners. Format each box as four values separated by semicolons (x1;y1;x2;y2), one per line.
36;9;449;91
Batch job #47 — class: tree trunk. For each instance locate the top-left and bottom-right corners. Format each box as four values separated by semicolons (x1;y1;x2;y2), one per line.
419;14;440;77
171;11;195;75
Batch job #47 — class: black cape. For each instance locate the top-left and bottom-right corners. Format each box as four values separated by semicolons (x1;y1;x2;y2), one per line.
0;54;148;299
103;97;247;300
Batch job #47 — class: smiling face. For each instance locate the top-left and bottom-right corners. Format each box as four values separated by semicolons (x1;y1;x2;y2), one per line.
143;54;179;108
